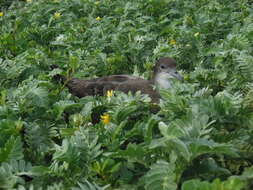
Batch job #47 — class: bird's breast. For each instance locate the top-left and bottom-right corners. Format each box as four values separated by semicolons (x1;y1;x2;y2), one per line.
154;72;172;89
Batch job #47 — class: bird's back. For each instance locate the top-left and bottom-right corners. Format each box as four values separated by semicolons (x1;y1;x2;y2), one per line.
66;75;160;102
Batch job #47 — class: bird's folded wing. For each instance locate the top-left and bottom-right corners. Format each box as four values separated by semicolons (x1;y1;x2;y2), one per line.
66;75;160;102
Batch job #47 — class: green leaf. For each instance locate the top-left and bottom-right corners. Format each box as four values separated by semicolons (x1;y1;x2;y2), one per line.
0;136;23;163
0;162;18;189
150;122;191;161
182;178;246;190
143;115;159;143
25;87;49;108
189;138;238;159
159;121;186;138
182;179;211;190
30;166;50;176
53;100;81;119
114;104;138;123
0;160;43;189
72;180;110;190
144;160;177;190
117;143;146;162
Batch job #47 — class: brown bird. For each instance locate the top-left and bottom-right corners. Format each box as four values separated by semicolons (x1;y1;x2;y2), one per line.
54;57;183;103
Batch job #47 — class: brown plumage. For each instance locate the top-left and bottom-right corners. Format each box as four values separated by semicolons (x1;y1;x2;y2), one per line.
54;57;182;103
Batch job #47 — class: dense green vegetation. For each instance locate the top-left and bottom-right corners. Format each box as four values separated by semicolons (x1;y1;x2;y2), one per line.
0;0;253;189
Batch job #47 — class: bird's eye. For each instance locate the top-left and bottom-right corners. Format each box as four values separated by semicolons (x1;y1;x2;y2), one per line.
160;65;165;69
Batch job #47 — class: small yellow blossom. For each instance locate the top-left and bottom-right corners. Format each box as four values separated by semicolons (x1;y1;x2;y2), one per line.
95;1;100;5
54;12;61;19
96;16;102;21
194;32;200;37
26;0;32;3
169;39;176;45
0;12;4;17
101;114;110;125
106;90;114;98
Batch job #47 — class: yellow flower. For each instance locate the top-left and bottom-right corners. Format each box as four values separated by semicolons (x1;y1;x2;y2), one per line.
95;1;100;5
106;90;114;98
96;16;102;21
101;114;110;125
194;32;200;37
54;12;61;19
26;0;32;2
0;12;4;17
169;39;176;45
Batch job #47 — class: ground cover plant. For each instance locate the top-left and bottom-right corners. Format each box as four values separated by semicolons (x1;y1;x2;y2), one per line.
0;0;253;189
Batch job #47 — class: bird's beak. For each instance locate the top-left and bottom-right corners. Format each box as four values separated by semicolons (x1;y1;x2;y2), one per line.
169;71;183;81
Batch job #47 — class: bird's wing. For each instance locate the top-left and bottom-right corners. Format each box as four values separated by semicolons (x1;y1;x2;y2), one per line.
94;75;140;82
66;75;138;97
66;75;160;102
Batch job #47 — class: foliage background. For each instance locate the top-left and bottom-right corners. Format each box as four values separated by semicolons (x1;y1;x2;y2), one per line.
0;0;253;189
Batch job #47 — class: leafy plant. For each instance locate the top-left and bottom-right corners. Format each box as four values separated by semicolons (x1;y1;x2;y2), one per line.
0;0;252;189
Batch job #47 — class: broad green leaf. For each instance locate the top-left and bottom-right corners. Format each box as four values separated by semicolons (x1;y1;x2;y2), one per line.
25;87;49;108
0;136;23;163
144;160;177;190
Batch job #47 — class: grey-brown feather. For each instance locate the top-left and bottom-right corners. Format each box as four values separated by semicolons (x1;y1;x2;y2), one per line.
66;75;160;102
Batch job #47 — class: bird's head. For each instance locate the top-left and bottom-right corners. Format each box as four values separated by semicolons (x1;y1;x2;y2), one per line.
153;57;183;88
